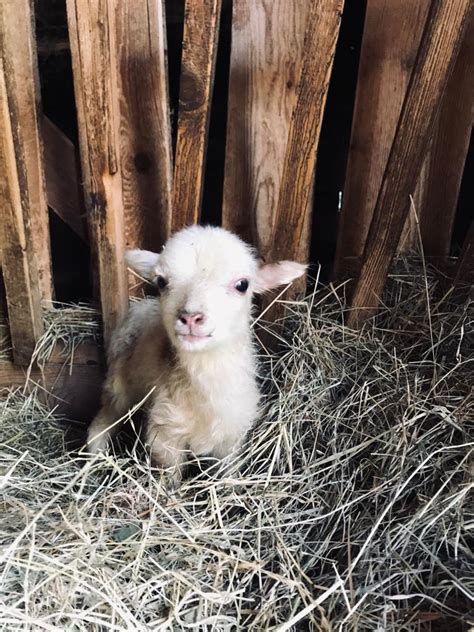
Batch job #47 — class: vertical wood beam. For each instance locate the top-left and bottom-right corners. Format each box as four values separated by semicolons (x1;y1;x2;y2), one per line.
0;0;53;363
333;0;430;278
420;15;474;259
114;0;173;258
269;0;344;265
172;0;222;230
348;1;473;328
67;0;128;340
222;0;312;260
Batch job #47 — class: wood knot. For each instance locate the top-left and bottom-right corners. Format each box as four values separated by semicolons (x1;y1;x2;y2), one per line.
134;152;153;174
179;69;204;112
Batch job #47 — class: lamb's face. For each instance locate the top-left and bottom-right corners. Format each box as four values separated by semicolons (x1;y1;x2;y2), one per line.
126;226;306;353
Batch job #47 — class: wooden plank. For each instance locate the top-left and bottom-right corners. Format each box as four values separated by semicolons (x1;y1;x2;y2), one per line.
0;0;53;365
348;1;473;328
113;0;173;258
0;0;53;304
66;0;128;340
420;15;474;259
172;0;222;229
222;0;312;260
0;343;103;421
41;116;87;240
268;0;344;264
334;0;431;278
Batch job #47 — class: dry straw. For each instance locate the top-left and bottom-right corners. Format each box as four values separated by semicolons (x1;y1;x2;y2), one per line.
1;260;472;631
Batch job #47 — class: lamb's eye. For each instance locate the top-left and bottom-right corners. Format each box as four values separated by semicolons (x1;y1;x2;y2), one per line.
156;275;168;291
235;279;249;294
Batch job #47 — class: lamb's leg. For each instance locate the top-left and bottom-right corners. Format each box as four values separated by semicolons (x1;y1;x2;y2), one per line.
146;422;187;481
86;382;129;453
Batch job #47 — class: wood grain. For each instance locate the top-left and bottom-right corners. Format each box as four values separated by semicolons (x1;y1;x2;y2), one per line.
348;0;473;328
222;0;312;260
334;0;430;277
269;0;344;264
420;15;474;259
114;0;173;257
0;59;44;365
0;0;53;303
66;0;128;340
41;116;86;240
172;0;222;229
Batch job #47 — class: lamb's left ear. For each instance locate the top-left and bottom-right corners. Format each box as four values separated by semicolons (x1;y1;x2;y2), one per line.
125;249;161;282
254;261;307;293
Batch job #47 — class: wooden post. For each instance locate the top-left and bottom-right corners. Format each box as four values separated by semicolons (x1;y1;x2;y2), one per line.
333;0;431;279
172;0;222;230
222;0;313;260
113;0;173;256
0;0;53;363
348;0;473;328
67;0;128;340
269;0;344;265
420;15;474;259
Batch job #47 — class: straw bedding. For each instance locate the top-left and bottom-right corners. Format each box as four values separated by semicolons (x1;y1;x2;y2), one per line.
0;261;472;631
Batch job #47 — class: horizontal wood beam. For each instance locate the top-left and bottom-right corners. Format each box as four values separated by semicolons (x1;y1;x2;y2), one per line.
348;0;473;328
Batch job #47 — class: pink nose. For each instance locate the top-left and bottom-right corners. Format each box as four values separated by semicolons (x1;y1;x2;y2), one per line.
178;311;205;327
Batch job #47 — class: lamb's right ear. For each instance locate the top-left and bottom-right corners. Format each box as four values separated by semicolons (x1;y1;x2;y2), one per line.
125;249;160;282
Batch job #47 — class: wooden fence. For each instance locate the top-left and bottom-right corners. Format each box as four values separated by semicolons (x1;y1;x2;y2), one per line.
0;0;472;405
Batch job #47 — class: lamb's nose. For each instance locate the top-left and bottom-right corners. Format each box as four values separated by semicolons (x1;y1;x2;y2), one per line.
178;311;205;327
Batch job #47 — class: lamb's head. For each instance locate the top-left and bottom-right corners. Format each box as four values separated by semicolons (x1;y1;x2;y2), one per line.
126;225;306;352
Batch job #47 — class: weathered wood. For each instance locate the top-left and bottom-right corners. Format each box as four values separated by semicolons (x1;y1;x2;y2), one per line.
420;15;474;259
41;116;86;240
0;60;44;365
0;343;103;421
172;0;222;229
268;0;344;265
334;0;430;277
0;0;57;365
222;0;312;259
348;0;473;328
66;0;128;340
114;0;173;257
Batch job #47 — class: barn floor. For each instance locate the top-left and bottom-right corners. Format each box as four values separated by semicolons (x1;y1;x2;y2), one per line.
0;261;472;631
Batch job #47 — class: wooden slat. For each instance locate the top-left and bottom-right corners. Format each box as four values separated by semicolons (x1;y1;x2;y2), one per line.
114;0;173;255
269;0;344;264
41;116;86;240
0;59;44;365
0;0;53;303
66;0;128;340
420;15;474;259
172;0;222;229
334;0;430;278
348;1;473;328
222;0;312;260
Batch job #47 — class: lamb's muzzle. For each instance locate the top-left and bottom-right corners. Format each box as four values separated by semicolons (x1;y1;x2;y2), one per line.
86;225;306;476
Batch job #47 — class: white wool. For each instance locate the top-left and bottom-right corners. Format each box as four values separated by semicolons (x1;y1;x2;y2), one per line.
87;225;306;475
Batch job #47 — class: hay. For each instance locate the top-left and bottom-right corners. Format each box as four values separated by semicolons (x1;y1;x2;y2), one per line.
1;261;472;631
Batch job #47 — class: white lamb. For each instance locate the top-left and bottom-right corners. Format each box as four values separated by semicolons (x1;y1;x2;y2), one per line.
87;225;306;474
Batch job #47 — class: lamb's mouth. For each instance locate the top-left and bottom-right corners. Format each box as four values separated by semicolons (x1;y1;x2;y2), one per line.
177;333;213;344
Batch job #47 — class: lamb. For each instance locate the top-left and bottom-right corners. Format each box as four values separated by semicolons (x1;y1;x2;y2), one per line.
87;225;306;475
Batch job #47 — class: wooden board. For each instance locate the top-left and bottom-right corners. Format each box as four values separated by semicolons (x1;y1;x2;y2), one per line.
269;0;344;265
172;0;222;229
113;0;173;258
222;0;312;260
0;59;44;365
334;0;431;278
348;1;473;328
0;0;53;303
66;0;128;340
41;116;86;241
420;15;474;259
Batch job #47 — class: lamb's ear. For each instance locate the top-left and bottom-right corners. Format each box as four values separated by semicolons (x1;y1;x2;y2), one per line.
125;249;160;282
254;261;307;293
